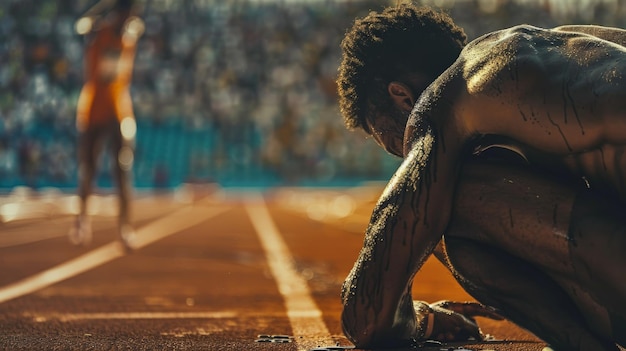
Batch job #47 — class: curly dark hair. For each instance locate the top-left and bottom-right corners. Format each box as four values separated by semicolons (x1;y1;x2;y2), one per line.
337;3;467;131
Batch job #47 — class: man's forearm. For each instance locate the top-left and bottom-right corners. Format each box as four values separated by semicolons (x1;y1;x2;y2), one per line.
341;276;417;348
340;138;452;347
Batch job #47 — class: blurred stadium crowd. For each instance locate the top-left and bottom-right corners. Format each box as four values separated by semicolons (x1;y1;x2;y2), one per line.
0;0;624;189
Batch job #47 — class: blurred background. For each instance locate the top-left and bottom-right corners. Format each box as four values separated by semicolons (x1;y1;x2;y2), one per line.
0;0;624;191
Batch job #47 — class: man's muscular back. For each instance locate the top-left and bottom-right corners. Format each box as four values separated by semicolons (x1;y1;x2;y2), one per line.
409;24;626;199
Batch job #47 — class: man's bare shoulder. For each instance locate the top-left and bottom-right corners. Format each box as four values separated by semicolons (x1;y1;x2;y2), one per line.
417;23;626;155
553;24;626;47
465;25;543;46
461;24;626;69
464;24;626;49
451;23;626;100
452;25;559;97
462;24;556;55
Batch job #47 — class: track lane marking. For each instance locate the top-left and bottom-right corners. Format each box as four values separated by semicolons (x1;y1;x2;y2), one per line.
0;205;228;304
245;193;334;351
0;196;188;248
28;311;238;322
27;310;329;322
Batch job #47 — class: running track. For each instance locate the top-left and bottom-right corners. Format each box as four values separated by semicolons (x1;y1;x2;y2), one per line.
0;186;547;350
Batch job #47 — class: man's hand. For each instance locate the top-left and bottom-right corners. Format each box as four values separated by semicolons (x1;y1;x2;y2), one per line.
426;301;503;342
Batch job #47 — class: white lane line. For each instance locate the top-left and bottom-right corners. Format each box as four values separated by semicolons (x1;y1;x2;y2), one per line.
0;217;76;248
0;196;185;248
28;310;327;322
245;194;334;351
131;206;226;248
29;311;238;322
0;242;125;305
0;205;228;305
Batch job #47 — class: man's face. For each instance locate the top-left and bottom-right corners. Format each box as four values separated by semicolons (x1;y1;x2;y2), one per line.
364;106;409;158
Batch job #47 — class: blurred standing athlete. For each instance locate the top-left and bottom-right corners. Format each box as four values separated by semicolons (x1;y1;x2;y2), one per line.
68;0;144;249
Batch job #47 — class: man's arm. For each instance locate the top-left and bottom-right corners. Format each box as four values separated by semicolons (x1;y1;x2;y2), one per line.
341;131;439;347
75;0;116;35
341;64;509;346
341;102;464;346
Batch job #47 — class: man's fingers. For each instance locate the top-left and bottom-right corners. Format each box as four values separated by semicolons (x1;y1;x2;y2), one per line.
435;322;482;342
467;320;484;340
465;303;504;320
433;301;504;320
431;308;485;342
458;314;483;341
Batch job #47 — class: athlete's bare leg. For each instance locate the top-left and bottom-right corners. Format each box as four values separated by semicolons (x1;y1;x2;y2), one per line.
443;237;617;350
111;120;136;249
69;128;104;246
567;189;626;347
439;154;626;350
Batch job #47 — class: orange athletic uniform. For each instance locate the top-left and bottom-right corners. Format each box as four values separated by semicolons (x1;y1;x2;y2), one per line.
76;17;138;130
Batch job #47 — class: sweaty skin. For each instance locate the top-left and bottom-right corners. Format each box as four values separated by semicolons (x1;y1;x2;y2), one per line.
444;153;626;350
342;25;626;349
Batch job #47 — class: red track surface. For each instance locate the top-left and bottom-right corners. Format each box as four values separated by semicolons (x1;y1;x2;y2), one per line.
0;187;546;350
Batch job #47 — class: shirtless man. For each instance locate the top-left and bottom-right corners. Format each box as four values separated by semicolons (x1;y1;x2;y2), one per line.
69;0;144;249
336;4;626;350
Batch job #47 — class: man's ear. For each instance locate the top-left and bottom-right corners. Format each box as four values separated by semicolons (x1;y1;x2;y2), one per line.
388;81;415;112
